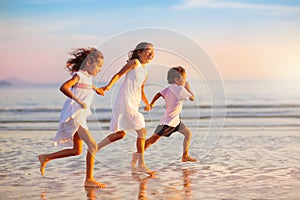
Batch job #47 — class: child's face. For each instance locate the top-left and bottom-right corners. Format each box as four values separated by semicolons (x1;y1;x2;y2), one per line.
138;45;155;64
175;73;186;86
87;57;103;76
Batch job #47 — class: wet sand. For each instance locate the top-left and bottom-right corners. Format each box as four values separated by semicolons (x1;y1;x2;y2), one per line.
0;129;299;200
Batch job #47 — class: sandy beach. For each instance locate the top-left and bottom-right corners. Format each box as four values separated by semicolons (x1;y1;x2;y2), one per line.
0;128;299;200
1;82;299;199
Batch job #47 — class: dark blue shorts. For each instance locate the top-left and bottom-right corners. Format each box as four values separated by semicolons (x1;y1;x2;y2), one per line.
154;122;186;137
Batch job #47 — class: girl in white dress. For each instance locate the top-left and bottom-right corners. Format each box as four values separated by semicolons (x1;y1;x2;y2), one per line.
38;48;106;188
97;42;156;175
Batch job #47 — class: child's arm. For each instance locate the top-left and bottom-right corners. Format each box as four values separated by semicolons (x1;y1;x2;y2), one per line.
185;81;195;101
144;92;162;111
141;75;150;110
101;59;139;91
60;74;86;108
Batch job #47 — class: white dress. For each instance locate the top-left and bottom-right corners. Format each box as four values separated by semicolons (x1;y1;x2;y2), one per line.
54;70;94;147
110;60;148;131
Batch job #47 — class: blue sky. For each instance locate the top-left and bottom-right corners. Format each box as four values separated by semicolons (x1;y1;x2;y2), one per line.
1;0;300;83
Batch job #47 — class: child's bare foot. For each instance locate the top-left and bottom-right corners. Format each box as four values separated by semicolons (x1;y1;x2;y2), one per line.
84;179;106;188
136;166;157;176
182;155;197;162
38;154;48;176
131;152;138;168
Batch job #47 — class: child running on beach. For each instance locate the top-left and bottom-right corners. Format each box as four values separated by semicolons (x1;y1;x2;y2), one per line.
97;42;156;175
38;47;106;188
131;66;197;166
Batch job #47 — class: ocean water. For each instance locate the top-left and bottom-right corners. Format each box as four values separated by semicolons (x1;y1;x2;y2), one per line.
0;80;299;200
0;80;299;132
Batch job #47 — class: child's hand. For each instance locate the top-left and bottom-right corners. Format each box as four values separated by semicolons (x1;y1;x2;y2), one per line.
184;81;195;101
74;97;86;109
185;81;191;89
79;102;87;109
144;103;152;112
96;88;105;96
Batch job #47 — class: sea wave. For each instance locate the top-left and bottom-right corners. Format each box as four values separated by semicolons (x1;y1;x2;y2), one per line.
1;103;300;112
1;103;299;131
0;107;112;113
0;104;299;119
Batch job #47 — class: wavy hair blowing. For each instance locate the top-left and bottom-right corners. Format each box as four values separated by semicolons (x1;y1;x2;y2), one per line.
66;47;103;73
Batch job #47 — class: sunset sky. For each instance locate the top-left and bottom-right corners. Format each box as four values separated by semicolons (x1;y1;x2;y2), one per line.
1;0;300;84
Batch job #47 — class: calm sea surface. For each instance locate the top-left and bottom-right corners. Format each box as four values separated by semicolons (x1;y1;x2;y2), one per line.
0;80;299;132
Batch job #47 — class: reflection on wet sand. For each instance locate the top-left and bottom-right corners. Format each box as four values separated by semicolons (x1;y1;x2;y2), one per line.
40;190;47;200
84;186;97;200
132;171;157;200
83;171;157;200
182;167;198;197
130;166;198;200
38;167;198;200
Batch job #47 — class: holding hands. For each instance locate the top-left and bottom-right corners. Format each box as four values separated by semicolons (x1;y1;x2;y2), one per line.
144;103;152;112
96;85;110;96
95;87;105;96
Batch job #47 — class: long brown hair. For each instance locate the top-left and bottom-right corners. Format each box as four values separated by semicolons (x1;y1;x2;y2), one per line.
128;42;153;62
66;47;103;73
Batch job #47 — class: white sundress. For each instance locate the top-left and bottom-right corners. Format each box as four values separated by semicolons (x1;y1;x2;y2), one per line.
54;70;94;147
110;61;148;132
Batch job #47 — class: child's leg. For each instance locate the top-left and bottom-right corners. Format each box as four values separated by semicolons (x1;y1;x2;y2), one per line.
134;128;156;175
38;132;82;175
131;133;161;168
136;128;146;167
77;126;106;188
145;134;161;150
97;131;126;151
85;152;105;188
178;127;197;162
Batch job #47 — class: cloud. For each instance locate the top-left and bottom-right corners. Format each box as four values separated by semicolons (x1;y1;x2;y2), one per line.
172;0;300;14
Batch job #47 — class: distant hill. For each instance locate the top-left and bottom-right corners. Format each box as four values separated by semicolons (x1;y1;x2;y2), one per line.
0;80;11;86
0;77;102;88
0;78;32;87
0;78;60;87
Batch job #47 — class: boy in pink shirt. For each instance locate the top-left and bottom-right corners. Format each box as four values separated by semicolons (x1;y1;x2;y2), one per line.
132;66;197;167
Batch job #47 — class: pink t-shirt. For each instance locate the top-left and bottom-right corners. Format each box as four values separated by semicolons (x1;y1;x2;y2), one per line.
159;84;191;127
